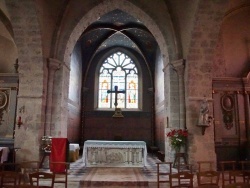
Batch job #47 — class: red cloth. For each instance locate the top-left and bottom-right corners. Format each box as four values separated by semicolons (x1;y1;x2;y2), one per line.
50;138;69;173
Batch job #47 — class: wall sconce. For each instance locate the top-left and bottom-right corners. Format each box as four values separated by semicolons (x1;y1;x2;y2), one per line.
17;116;23;128
17;105;25;128
196;97;213;135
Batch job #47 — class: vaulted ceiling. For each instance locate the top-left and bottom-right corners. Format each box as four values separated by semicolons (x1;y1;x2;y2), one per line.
78;9;158;70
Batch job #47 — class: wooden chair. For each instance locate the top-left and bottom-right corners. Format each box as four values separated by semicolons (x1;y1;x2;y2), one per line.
156;162;172;188
197;161;213;172
220;161;237;188
239;161;250;183
0;162;21;172
240;161;250;171
0;170;21;187
29;171;55;188
169;171;194;188
229;170;248;184
197;170;220;188
20;161;40;184
50;161;70;188
224;182;250;188
17;185;37;188
177;164;193;173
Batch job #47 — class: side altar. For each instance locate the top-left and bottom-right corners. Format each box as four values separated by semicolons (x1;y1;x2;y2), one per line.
82;140;147;167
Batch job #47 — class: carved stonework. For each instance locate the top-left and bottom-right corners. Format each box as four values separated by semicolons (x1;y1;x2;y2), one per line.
86;147;144;167
0;89;9;125
221;94;234;130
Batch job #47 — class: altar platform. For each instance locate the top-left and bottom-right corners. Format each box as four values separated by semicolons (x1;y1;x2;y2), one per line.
82;140;147;167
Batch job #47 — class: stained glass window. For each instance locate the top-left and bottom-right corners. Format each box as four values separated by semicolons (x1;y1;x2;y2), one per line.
98;51;138;109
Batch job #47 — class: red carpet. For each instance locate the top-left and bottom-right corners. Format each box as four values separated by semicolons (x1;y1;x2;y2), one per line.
80;167;148;187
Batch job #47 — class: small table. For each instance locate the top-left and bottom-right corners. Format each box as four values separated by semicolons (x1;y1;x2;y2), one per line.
173;152;188;168
69;143;80;162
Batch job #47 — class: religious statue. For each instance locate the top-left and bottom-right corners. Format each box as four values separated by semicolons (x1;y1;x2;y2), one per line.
198;97;212;125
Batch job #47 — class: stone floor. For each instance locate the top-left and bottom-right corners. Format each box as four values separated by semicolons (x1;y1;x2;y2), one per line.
40;153;220;188
39;153;245;188
41;153;172;188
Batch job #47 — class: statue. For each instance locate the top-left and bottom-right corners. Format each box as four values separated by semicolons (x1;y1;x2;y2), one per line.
198;97;211;125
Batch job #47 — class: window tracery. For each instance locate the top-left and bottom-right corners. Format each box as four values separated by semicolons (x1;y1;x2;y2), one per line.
98;51;138;109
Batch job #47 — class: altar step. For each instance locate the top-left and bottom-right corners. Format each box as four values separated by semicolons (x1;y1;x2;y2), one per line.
80;180;149;187
79;167;149;187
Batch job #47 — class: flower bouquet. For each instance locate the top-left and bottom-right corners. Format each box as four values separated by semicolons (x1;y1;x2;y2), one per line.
166;129;188;152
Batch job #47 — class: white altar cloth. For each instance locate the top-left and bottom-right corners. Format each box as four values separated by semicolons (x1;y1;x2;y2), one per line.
0;147;10;163
82;140;147;167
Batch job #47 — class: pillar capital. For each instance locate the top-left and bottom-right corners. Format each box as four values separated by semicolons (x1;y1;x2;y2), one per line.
171;59;185;76
47;58;62;71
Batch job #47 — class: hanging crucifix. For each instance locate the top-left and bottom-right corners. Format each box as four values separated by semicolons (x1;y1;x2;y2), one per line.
107;86;126;117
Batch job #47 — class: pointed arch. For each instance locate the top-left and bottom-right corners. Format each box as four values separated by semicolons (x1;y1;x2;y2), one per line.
51;0;179;68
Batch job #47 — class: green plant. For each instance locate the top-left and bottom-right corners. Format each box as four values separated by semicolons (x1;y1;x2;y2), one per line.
166;129;188;151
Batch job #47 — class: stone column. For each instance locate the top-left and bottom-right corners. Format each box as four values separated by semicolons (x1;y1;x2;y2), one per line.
45;58;61;136
50;59;70;137
171;59;186;129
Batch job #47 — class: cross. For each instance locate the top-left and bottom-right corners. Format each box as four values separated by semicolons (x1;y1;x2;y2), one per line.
107;86;126;108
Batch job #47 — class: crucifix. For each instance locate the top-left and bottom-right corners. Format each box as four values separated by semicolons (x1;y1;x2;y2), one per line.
107;86;126;117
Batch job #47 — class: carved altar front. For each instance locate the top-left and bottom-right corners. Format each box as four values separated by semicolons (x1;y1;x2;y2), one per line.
82;140;147;167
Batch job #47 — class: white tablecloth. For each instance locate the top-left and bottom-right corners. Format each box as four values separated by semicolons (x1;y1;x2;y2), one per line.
69;143;80;151
82;140;147;167
0;147;10;163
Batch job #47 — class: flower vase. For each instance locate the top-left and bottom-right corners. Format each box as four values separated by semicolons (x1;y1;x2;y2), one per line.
175;147;181;154
175;146;184;154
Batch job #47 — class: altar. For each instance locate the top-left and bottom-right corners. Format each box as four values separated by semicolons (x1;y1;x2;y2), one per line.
82;140;147;167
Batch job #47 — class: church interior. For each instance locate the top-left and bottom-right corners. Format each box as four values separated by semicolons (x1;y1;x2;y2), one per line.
1;0;250;187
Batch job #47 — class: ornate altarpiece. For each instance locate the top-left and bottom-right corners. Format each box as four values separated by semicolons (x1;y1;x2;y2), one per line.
0;73;18;149
213;73;250;168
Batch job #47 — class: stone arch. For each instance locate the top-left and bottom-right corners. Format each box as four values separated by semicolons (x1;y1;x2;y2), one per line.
52;0;181;150
52;0;179;69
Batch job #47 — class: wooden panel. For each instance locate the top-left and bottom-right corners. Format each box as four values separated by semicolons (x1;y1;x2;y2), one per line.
213;77;248;168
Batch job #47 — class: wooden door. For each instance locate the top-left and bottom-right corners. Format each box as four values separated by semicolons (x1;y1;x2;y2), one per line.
213;77;249;170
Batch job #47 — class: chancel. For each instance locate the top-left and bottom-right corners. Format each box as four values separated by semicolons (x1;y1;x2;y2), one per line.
0;0;250;187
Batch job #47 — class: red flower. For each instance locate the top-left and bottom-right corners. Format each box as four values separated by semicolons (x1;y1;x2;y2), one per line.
166;129;188;150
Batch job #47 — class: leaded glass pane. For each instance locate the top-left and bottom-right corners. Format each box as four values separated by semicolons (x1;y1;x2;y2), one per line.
98;51;138;109
127;71;138;108
99;72;111;108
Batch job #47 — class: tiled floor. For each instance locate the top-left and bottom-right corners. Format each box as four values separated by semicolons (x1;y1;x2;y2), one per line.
40;153;198;188
39;153;165;187
49;154;181;188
